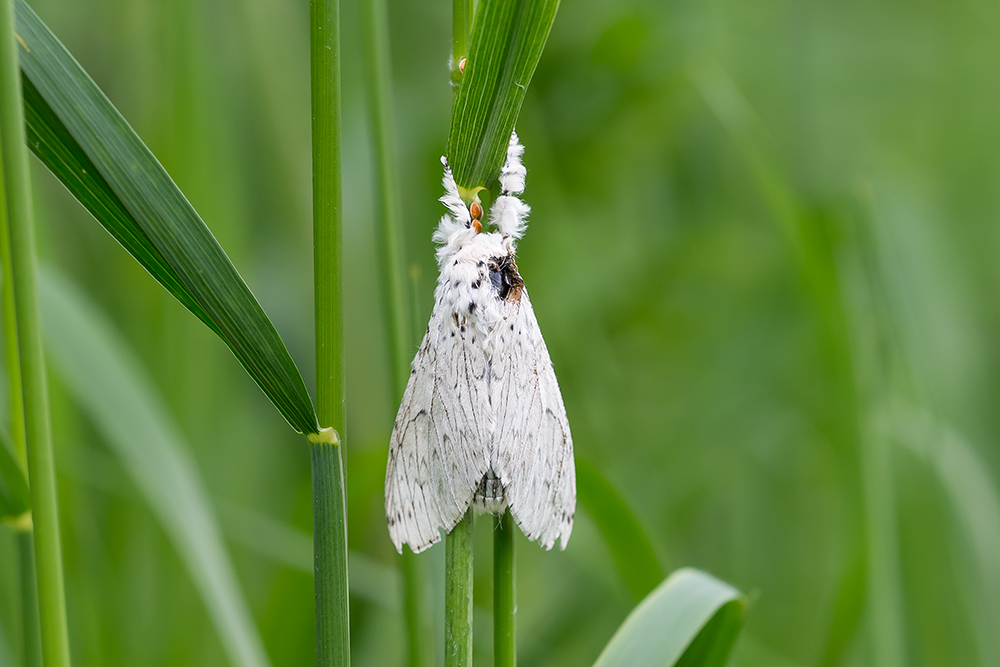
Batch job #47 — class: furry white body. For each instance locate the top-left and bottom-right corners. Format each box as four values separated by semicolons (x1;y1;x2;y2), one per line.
385;135;575;554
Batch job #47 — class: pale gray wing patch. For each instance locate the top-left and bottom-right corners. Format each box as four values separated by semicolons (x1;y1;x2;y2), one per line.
386;304;491;553
491;290;575;550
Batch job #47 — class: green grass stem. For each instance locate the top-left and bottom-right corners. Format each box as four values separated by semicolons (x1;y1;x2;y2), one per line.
310;0;349;664
16;529;42;667
360;0;411;394
0;1;70;665
399;551;430;667
0;73;37;667
0;158;22;465
445;511;473;667
494;510;516;667
859;416;906;667
310;440;350;667
444;5;476;664
358;0;429;663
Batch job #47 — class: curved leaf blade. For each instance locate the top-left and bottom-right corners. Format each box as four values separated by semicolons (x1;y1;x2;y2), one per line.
15;0;318;435
593;568;744;667
447;0;559;190
38;268;271;667
20;76;218;336
577;458;665;601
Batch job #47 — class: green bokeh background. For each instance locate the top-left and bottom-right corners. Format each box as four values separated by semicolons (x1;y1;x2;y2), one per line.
2;0;999;665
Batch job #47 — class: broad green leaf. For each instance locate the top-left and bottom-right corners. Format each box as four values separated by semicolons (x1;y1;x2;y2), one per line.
593;568;743;667
14;0;319;436
0;428;28;520
38;268;270;667
447;0;559;191
577;458;665;601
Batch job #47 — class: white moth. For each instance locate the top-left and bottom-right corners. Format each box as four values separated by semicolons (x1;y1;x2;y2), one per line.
385;133;575;554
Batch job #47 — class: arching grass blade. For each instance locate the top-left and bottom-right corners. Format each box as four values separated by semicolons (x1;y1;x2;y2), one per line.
577;458;665;602
593;568;743;667
14;0;319;436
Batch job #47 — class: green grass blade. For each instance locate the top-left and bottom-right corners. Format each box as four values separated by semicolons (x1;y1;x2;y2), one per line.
0;428;28;520
37;269;272;667
577;459;665;602
592;568;743;667
446;0;559;191
13;0;319;436
20;76;217;335
893;406;1000;666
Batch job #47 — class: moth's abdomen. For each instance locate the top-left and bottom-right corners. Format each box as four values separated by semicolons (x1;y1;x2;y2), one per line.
472;470;507;514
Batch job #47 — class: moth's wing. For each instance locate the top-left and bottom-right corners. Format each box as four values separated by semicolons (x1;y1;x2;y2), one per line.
386;302;491;554
492;290;575;549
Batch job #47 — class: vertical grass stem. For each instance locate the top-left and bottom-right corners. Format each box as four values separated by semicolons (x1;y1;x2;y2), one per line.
310;0;349;664
0;1;70;665
399;551;429;667
494;510;516;667
444;2;476;664
16;529;42;667
0;35;38;667
310;438;350;667
445;511;473;667
0;145;22;462
358;0;429;664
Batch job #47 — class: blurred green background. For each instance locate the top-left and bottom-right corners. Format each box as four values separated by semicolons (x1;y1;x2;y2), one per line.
2;0;999;665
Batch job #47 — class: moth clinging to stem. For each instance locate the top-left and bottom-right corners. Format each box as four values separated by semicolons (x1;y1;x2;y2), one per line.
385;133;575;553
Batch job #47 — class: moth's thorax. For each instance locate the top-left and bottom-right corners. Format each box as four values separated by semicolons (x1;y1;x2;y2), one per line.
434;232;522;352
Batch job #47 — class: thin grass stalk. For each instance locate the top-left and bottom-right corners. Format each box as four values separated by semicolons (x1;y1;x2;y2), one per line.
444;3;475;664
357;0;429;664
398;553;429;667
310;438;349;666
310;0;349;664
0;56;38;667
16;530;41;667
445;511;473;667
360;0;410;386
0;169;23;462
0;1;70;665
859;417;906;667
494;510;516;667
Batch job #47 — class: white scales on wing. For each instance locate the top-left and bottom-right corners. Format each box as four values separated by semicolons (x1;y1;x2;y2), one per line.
385;133;575;554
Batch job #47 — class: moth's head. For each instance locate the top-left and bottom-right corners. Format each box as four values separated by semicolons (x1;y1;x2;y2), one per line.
488;252;523;303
